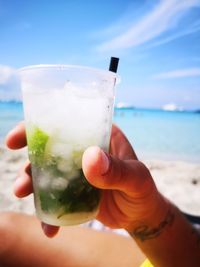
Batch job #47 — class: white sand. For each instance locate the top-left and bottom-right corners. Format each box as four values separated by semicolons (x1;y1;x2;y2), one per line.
144;159;200;215
0;146;200;217
0;146;34;214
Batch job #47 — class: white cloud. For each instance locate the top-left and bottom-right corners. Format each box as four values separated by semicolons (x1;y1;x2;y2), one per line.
0;65;15;84
0;65;21;101
97;0;200;52
149;20;200;48
152;68;200;79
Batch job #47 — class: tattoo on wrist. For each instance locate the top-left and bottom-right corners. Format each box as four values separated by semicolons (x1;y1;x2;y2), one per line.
131;210;175;242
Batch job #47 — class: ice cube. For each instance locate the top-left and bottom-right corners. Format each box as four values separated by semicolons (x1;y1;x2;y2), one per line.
67;169;80;180
50;142;74;159
38;173;52;189
57;158;73;173
73;156;82;169
51;177;69;190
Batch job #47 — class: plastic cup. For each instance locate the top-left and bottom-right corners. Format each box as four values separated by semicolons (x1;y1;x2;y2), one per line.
19;64;117;226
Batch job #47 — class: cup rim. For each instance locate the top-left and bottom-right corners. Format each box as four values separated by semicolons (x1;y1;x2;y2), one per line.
18;64;119;81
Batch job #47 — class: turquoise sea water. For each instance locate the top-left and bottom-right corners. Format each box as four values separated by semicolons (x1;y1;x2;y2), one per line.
114;108;200;162
0;101;24;141
1;101;200;162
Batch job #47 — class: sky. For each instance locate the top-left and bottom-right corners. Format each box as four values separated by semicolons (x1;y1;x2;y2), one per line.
0;0;200;110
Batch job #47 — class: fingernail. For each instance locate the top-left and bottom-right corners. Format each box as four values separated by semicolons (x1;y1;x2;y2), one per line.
41;222;59;238
100;151;110;175
14;177;25;196
14;177;24;188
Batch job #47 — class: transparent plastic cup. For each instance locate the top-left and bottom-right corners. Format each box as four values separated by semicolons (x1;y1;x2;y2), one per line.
19;64;117;226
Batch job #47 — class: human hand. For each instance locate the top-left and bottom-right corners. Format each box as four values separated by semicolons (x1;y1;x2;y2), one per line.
82;125;167;231
6;122;166;236
6;122;59;237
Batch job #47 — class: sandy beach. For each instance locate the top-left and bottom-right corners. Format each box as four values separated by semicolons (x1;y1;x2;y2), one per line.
0;145;200;217
0;146;34;214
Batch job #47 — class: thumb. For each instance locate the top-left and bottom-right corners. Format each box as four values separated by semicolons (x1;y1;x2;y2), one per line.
82;146;151;195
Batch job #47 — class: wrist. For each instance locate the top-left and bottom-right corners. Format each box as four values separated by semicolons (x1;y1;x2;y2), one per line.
126;193;172;239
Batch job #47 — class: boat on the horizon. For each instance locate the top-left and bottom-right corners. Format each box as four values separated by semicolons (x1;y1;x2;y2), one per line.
115;102;135;109
161;103;183;112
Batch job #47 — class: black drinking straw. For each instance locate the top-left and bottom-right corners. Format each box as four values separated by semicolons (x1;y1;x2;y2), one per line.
109;57;119;73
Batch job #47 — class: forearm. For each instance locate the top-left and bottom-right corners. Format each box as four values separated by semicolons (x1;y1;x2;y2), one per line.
0;212;145;267
128;195;200;267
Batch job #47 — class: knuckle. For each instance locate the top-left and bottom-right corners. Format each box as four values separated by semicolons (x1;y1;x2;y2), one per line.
108;157;125;187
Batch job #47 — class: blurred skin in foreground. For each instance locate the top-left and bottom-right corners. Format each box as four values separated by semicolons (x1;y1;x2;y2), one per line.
2;122;200;267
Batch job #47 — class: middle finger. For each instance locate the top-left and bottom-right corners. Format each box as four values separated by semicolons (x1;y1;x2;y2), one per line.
14;160;33;197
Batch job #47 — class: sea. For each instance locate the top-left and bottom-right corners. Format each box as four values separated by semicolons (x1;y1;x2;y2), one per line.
0;101;200;163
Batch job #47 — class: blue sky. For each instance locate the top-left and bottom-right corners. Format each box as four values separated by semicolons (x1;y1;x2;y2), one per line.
0;0;200;110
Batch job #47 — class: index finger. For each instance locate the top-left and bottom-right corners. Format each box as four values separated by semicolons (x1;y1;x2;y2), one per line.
110;124;138;160
5;121;27;149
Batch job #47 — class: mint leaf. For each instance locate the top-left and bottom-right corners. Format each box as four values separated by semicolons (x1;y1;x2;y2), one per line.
38;170;101;216
27;127;49;167
39;190;59;212
58;170;101;214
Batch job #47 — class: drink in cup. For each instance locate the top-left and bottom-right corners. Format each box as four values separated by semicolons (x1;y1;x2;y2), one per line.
19;64;118;226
